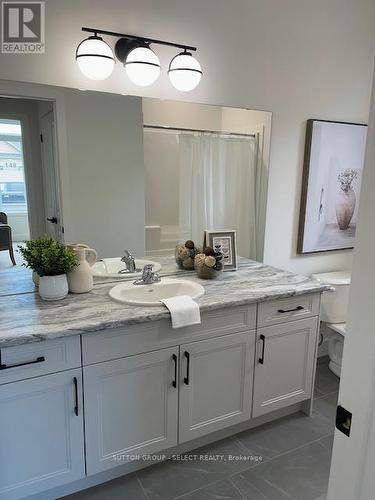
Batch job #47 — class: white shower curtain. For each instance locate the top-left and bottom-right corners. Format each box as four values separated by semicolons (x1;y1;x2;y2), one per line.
178;133;258;259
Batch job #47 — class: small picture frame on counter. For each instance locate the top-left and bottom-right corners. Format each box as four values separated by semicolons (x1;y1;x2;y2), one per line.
204;230;237;271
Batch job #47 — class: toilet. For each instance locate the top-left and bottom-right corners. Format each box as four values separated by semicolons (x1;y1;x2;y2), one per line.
312;271;351;377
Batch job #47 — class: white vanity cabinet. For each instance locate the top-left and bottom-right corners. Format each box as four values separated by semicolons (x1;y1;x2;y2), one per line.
81;305;257;475
178;332;254;443
83;331;255;475
0;293;323;499
252;317;319;417
0;369;85;500
83;346;179;475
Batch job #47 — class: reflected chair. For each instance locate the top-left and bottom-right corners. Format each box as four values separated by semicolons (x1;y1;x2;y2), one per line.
0;212;16;265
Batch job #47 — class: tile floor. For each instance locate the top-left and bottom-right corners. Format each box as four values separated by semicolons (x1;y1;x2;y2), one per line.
63;358;339;500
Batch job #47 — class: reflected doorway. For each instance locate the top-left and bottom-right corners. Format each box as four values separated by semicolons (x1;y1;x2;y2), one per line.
0;97;62;271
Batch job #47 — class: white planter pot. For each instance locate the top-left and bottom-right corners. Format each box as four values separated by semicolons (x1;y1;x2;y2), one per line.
39;274;69;301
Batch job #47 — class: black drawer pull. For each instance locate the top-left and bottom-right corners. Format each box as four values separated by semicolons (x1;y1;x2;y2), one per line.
0;355;45;371
73;377;79;416
258;334;266;364
172;354;177;388
184;351;190;385
278;306;304;314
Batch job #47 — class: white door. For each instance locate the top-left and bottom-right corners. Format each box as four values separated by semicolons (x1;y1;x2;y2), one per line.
327;70;375;500
179;331;254;443
40;110;62;239
84;347;179;475
0;369;85;500
253;317;318;417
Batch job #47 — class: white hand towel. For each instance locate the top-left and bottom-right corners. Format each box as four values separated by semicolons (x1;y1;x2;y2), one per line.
161;295;201;329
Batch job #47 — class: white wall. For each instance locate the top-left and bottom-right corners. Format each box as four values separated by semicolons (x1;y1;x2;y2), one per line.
61;91;145;258
144;130;179;229
1;0;374;273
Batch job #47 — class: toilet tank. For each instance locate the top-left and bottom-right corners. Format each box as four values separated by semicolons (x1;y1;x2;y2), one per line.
312;271;351;323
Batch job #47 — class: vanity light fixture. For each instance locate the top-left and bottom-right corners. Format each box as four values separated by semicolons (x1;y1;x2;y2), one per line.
168;50;202;91
115;38;161;87
76;27;202;91
75;34;115;80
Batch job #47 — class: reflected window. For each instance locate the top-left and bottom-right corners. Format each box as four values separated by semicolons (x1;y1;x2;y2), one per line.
0;119;27;214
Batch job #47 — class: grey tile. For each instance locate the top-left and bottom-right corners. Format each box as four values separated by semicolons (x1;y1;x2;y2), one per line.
232;441;331;500
137;436;257;500
61;473;147;500
177;478;244;500
314;386;324;398
314;392;338;423
232;469;293;500
236;411;332;459
314;364;340;396
318;434;334;454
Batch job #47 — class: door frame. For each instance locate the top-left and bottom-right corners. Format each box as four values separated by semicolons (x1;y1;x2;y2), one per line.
327;66;375;499
39;108;63;239
0;80;70;242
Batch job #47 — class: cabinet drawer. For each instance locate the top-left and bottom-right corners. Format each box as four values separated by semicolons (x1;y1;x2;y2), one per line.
83;304;256;365
0;337;81;385
257;293;320;327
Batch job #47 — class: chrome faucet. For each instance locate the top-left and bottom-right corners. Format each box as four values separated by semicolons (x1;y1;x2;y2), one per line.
119;250;141;274
134;264;161;285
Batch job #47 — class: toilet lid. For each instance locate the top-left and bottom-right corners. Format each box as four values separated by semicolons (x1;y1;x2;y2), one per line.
312;271;351;286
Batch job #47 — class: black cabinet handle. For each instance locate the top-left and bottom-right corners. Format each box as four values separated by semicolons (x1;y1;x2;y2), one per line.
258;334;266;364
73;377;79;416
278;306;304;314
0;355;45;371
172;354;177;388
184;351;190;385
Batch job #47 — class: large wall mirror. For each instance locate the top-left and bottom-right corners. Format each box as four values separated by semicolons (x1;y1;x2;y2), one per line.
0;82;272;295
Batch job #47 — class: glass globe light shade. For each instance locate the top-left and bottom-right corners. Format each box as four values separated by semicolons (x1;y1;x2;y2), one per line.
125;46;161;87
168;52;202;91
76;36;115;80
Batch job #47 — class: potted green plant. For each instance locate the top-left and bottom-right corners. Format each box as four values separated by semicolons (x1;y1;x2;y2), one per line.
18;237;78;300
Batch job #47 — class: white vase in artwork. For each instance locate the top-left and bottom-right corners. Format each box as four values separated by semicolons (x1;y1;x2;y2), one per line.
39;274;69;301
335;188;356;230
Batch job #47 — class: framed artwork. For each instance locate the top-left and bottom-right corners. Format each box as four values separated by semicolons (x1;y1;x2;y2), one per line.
298;119;367;253
204;230;237;270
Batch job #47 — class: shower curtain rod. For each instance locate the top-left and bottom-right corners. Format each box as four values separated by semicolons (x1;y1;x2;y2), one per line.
143;124;256;138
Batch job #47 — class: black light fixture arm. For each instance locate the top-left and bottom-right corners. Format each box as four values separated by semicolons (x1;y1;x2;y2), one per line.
81;27;197;52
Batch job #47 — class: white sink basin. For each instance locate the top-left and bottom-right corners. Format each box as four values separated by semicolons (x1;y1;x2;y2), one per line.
109;278;205;306
93;258;161;279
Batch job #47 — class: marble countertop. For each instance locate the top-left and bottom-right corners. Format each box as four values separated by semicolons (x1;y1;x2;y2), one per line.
0;258;331;348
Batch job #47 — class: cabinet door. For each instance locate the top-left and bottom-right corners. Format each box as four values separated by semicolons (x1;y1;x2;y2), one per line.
253;317;318;417
0;369;85;500
84;347;179;475
179;331;254;443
